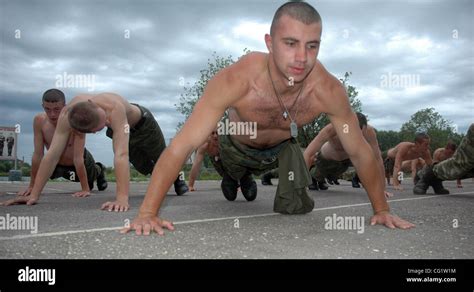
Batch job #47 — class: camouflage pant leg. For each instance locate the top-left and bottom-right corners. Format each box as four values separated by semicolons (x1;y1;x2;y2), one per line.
310;152;351;181
433;123;474;180
218;134;283;181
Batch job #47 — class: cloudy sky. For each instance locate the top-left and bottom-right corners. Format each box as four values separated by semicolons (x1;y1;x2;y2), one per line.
1;0;473;167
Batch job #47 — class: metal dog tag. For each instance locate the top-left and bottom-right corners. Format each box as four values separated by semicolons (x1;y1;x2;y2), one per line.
290;122;298;138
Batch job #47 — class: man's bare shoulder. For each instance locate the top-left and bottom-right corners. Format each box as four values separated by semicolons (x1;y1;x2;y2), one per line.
69;93;127;112
237;51;267;66
227;51;267;78
69;92;122;103
68;94;92;105
397;141;415;151
94;92;126;101
202;52;265;106
311;61;347;108
33;113;47;124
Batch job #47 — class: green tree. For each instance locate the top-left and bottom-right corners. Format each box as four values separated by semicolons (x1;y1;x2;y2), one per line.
0;161;13;175
175;50;251;129
376;130;402;152
399;107;463;150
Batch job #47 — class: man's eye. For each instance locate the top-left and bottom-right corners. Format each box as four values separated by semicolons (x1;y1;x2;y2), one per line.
286;42;295;46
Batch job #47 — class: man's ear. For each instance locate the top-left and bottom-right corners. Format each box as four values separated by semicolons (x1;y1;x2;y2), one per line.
265;34;273;54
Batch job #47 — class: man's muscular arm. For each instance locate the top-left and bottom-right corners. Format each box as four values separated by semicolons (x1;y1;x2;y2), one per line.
392;144;408;189
121;53;253;235
100;102;130;212
365;126;392;197
18;115;44;196
324;78;413;229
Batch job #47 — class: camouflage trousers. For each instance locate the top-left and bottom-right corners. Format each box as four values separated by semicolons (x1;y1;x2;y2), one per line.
310;152;352;181
106;104;166;175
218;134;287;181
433;123;474;180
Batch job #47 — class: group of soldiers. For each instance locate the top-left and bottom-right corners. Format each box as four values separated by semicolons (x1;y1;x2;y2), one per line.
1;2;472;236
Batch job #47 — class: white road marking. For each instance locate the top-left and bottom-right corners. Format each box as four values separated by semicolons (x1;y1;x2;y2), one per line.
0;192;472;241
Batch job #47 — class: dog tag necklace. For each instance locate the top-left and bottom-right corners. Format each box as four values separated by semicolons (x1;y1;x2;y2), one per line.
268;61;304;138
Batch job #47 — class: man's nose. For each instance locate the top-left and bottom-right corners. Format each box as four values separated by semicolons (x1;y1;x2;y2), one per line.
295;44;307;63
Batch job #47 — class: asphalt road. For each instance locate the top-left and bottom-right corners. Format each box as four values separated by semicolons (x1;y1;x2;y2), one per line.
0;178;473;259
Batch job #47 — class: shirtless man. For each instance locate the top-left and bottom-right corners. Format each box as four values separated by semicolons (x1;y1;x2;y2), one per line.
122;2;414;235
382;133;433;190
415;124;474;195
9;89;107;201
304;113;392;198
433;142;462;188
1;92;188;211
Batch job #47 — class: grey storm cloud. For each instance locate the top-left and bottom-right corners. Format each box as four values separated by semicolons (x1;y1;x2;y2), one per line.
0;0;472;166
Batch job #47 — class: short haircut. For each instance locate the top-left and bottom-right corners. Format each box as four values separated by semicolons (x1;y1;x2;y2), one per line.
270;1;322;36
415;132;430;143
445;142;457;151
68;101;100;133
42;89;65;103
355;112;368;130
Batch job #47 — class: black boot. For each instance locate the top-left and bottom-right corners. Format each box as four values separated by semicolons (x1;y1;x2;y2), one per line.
327;176;340;185
352;174;361;188
318;180;329;190
174;177;189;196
261;172;273;186
240;173;257;201
432;180;450;194
95;162;108;191
413;166;449;195
308;177;319;190
221;173;239;201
